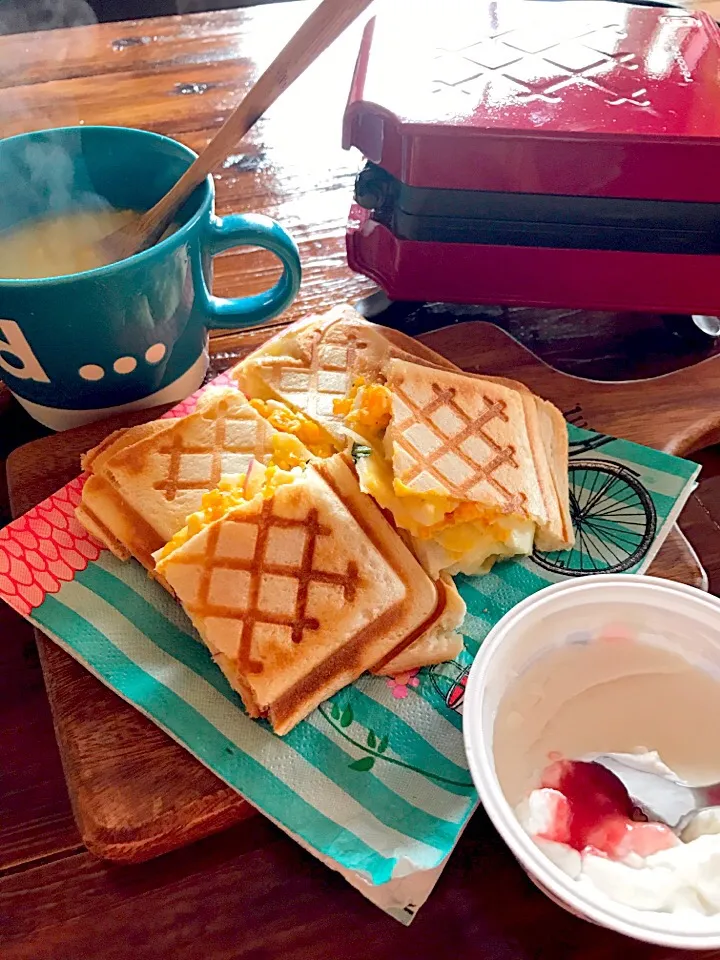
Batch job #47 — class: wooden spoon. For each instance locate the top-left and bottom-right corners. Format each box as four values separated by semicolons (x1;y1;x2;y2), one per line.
102;0;374;265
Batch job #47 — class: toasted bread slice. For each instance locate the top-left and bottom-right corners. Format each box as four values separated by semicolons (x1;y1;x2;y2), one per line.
386;359;547;516
78;420;180;563
232;305;455;442
350;359;573;576
155;454;455;735
467;373;572;551
75;388;312;573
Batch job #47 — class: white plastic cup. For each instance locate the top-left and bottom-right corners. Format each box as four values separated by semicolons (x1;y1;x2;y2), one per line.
463;574;720;950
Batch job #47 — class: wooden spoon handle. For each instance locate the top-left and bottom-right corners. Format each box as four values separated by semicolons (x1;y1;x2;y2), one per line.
143;0;374;241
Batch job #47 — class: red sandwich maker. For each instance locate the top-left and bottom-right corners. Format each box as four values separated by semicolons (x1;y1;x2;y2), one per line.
343;0;720;315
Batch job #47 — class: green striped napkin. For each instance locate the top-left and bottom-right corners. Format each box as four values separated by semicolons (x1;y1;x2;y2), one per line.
0;409;699;922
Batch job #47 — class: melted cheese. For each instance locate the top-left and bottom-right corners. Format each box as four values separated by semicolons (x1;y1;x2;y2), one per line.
414;521;536;578
357;452;453;533
358;453;520;539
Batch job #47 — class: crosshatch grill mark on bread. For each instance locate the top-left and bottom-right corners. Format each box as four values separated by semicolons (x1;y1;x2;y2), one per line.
231;305;458;442
238;320;374;435
116;393;271;493
302;458;459;679
169;495;362;676
448;370;573;549
274;327;368;426
75;388;313;577
389;373;525;510
81;420;178;480
156;454;446;734
267;456;453;734
386;359;549;523
150;396;273;502
102;389;308;547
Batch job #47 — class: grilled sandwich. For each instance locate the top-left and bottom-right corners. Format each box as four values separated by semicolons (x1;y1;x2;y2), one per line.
232;304;455;442
75;387;315;573
154;454;464;734
234;308;573;578
349;359;573;577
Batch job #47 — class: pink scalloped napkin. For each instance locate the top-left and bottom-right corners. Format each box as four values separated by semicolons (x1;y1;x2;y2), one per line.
0;370;235;614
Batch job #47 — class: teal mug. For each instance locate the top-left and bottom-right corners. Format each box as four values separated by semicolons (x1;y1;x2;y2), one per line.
0;126;301;430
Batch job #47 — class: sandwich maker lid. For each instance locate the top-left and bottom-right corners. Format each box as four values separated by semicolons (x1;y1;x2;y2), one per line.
343;0;720;202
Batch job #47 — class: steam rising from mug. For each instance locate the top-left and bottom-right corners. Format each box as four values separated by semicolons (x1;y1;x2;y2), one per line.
0;133;117;276
0;125;302;430
0;0;96;33
0;0;109;244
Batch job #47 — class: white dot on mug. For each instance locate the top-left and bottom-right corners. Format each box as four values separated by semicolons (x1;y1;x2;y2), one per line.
145;343;166;365
79;364;105;381
114;356;137;375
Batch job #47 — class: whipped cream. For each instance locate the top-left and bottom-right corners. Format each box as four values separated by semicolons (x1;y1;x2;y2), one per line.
517;770;720;916
493;633;720;916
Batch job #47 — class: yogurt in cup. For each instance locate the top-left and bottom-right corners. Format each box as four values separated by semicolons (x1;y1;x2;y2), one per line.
463;574;720;950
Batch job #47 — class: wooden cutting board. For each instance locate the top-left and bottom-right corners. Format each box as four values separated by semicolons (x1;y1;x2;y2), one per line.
6;321;713;864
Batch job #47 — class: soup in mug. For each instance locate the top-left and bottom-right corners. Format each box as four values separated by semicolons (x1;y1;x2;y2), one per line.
0;207;140;279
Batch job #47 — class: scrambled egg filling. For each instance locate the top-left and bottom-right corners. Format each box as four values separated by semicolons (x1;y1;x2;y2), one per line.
343;390;536;570
356;452;524;542
335;383;511;543
157;464;301;561
269;433;309;471
358;448;535;572
249;397;337;458
333;379;392;440
415;521;536;577
158;398;336;563
336;378;536;571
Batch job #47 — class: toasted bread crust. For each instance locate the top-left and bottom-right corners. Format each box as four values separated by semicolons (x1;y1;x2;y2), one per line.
374;576;465;676
78;475;165;571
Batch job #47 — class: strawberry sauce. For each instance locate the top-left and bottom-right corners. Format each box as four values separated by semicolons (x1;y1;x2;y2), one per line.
536;760;677;860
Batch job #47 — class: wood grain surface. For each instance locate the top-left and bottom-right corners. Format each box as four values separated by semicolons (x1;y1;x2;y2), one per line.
7;407;254;864
427;323;720;458
117;0;375;258
5;320;709;870
3;3;720;958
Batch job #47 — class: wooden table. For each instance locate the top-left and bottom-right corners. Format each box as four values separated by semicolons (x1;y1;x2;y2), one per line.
3;5;720;957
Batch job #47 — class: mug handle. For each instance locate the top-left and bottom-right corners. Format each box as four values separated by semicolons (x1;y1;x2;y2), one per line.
199;213;301;329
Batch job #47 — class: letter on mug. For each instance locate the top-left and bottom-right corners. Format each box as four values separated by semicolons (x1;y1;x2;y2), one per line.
0;319;50;383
